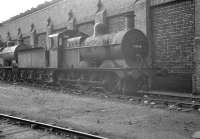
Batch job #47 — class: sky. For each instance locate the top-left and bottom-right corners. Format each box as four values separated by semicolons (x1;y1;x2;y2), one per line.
0;0;52;23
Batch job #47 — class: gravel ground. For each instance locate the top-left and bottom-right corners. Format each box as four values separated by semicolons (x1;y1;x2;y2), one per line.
0;82;199;139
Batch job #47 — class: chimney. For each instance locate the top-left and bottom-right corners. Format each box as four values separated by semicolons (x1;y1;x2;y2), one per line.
93;9;107;37
124;12;135;30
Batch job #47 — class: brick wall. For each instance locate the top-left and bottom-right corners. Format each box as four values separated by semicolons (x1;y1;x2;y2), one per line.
78;23;94;36
194;0;200;93
195;0;200;36
23;37;30;46
108;16;125;33
151;0;195;74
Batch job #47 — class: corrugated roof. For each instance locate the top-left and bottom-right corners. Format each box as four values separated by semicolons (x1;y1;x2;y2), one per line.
1;0;62;24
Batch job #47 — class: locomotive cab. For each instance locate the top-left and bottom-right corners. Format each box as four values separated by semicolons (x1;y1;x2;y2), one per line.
48;32;63;68
48;32;62;49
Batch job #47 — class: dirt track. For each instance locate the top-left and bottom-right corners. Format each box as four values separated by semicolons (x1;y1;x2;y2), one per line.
0;82;199;139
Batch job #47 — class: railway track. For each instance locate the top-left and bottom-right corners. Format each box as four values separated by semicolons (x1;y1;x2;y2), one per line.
0;114;108;139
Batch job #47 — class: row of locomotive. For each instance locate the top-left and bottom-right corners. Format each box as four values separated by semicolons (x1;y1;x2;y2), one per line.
0;9;150;94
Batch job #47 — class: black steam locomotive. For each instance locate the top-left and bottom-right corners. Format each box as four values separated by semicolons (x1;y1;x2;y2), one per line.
0;10;150;94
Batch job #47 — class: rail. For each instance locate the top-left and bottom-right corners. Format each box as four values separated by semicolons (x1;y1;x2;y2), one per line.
0;113;109;139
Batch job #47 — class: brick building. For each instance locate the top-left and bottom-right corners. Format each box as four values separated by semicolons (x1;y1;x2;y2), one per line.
0;0;197;93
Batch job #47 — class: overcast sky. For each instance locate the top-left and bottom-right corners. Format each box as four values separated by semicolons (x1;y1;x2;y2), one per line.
0;0;52;22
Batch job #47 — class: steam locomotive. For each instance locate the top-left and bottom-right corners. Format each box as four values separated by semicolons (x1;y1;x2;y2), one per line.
0;11;150;94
